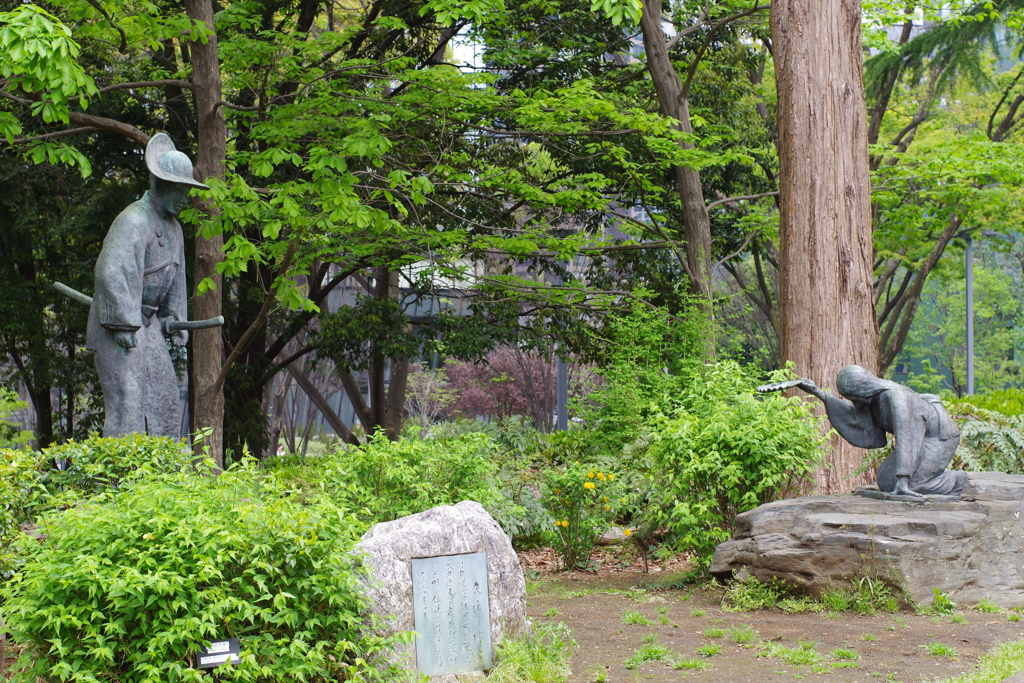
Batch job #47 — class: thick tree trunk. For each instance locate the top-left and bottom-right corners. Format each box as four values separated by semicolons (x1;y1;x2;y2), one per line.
638;0;713;300
184;0;226;468
772;0;879;493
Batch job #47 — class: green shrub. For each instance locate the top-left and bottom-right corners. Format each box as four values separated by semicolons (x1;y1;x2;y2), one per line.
39;433;192;498
1;464;399;683
642;362;826;569
269;432;504;524
723;578;791;611
487;623;575;683
957;389;1024;417
541;462;623;570
0;448;45;578
946;403;1024;473
1;435;190;579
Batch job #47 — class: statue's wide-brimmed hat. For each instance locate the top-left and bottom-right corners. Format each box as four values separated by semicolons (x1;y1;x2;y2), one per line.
145;133;209;190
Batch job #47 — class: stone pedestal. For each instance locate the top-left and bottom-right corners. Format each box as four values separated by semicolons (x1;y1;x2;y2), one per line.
709;473;1024;607
353;501;528;681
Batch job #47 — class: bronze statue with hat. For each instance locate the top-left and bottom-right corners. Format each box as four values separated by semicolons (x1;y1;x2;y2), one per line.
54;133;223;438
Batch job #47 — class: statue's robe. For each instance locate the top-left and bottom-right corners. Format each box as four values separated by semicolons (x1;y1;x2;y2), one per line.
821;386;967;496
86;191;186;437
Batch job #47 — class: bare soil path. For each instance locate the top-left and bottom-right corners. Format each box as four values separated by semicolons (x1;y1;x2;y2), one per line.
519;549;1024;683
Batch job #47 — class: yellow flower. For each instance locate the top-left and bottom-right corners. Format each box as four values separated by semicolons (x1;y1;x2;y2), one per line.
584;482;595;490
587;472;595;479
560;520;569;527
603;497;608;502
597;472;606;480
604;505;611;511
608;474;615;481
623;528;632;537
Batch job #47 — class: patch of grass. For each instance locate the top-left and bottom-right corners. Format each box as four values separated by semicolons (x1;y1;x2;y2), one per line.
703;628;724;639
777;597;824;613
937;638;1024;682
925;643;959;660
620;610;653;626
672;658;710;671
623;642;670;670
542;608;561;617
1008;613;1021;622
833;648;859;660
488;622;576;683
722;578;790;611
762;641;823;667
729;625;757;645
690;608;706;617
696;643;722;657
820;587;852;612
862;633;876;642
640;632;658;644
950;614;967;624
833;661;860;669
977;597;1001;613
810;663;831;674
892;616;908;628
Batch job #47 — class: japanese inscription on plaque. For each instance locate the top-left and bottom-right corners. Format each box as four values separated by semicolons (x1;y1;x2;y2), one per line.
411;552;491;676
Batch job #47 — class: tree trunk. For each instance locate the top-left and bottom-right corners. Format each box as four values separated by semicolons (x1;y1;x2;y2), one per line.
184;0;227;468
638;0;713;301
772;0;879;493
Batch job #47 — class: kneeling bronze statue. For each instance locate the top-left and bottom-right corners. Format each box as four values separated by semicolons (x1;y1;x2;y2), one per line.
759;365;968;500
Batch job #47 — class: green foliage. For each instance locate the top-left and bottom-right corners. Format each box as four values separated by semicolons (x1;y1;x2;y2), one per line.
620;610;653;626
623;641;669;669
977;596;1001;613
0;435;191;579
932;588;957;615
1;464;401;683
959;389;1024;416
702;628;724;638
0;387;31;448
728;625;757;645
926;642;960;660
763;640;822;666
938;638;1024;683
695;643;721;657
947;403;1024;473
487;623;576;683
722;578;790;611
641;362;826;569
269;432;504;524
541;462;623;570
0;447;45;578
39;433;191;498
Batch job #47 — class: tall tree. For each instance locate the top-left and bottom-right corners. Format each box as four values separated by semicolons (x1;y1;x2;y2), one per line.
771;0;879;492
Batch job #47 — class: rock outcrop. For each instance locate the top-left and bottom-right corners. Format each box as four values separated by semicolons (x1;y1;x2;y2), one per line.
710;472;1024;607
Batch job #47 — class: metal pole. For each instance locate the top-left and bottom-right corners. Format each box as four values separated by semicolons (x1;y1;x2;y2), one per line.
556;358;568;431
966;235;974;396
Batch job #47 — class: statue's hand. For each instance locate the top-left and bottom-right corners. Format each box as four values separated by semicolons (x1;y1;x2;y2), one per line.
114;330;138;349
797;378;818;392
162;317;188;347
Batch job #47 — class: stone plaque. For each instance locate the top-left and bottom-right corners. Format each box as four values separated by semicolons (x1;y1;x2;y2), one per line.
412;552;491;676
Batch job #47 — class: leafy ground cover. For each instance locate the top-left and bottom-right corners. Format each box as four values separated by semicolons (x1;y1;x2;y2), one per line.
521;550;1024;683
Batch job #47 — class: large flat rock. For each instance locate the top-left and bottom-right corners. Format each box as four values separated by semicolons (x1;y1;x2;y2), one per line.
710;472;1024;607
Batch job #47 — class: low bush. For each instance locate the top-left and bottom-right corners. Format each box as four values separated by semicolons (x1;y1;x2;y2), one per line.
541;462;623;570
947;403;1024;474
641;362;826;569
268;431;507;525
1;435;190;579
2;463;400;683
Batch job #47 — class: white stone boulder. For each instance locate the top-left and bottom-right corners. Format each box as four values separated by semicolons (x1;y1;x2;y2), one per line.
353;501;528;679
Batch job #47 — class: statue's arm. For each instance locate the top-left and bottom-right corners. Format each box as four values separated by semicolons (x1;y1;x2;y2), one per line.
94;208;147;332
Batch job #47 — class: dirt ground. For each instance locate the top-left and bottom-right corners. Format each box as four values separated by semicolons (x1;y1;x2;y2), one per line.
520;548;1024;683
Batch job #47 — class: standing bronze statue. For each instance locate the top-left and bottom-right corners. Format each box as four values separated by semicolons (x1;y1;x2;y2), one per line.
55;134;223;437
759;365;969;500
